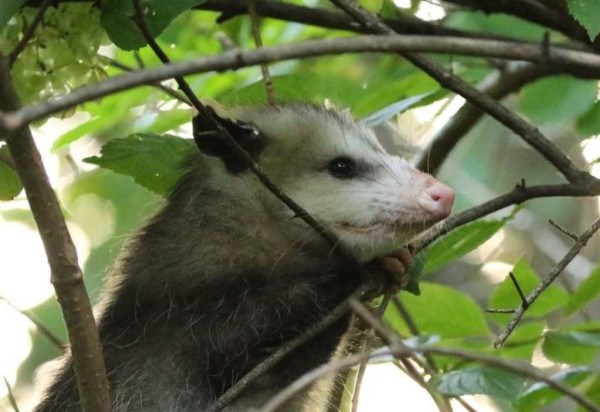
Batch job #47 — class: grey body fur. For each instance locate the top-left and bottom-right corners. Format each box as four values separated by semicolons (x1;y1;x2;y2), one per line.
35;105;453;411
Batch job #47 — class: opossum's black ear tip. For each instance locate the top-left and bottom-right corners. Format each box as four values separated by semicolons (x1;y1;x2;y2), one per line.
192;110;266;173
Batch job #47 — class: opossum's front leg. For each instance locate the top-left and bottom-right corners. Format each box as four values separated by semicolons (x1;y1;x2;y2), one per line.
364;247;413;296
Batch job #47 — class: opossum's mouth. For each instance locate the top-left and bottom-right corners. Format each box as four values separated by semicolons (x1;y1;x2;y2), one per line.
337;219;433;235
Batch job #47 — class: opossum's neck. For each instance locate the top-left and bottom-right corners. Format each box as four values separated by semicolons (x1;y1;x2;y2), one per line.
117;165;334;294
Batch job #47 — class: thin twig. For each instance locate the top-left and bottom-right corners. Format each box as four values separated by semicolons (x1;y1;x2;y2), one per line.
548;219;579;241
8;0;52;66
351;293;391;412
0;296;65;350
487;308;516;314
5;35;600;130
248;0;276;105
349;298;600;412
207;285;368;412
328;0;590;185
260;298;600;412
391;296;439;371
108;59;190;104
131;0;348;252
391;360;453;412
509;272;528;308
416;63;559;174
411;183;600;253
2;376;20;412
494;217;600;348
0;54;110;412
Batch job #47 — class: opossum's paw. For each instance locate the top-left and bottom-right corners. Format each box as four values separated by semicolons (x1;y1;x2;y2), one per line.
364;247;413;298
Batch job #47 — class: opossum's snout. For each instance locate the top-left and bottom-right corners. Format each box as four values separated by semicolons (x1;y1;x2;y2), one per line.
416;175;455;221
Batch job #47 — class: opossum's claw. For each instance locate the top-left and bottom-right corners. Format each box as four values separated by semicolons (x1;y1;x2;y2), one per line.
363;247;413;298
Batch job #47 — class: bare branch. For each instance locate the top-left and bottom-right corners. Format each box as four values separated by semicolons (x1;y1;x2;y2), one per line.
494;217;600;348
248;0;276;105
351;293;391;412
8;0;52;66
260;298;600;412
0;55;110;412
329;0;592;185
107;59;190;104
3;35;600;131
349;298;600;412
2;376;20;412
412;183;600;252
0;295;65;350
442;0;589;45
416;64;560;174
207;285;368;412
549;219;579;241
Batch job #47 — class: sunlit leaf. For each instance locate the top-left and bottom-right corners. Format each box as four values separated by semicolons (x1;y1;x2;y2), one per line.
361;92;434;127
542;330;600;365
489;259;569;319
519;77;597;125
565;265;600;315
422;219;504;274
0;146;22;200
84;133;195;195
576;102;600;137
386;282;490;338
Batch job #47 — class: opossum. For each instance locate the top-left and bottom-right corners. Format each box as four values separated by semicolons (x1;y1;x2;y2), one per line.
34;104;454;411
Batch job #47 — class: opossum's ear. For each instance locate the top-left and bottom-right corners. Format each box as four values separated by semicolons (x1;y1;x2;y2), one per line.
192;107;266;174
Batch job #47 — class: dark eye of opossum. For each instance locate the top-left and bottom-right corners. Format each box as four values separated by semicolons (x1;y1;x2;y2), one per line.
328;157;357;179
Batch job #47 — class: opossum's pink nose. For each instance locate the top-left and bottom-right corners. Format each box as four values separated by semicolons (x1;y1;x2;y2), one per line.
418;178;455;220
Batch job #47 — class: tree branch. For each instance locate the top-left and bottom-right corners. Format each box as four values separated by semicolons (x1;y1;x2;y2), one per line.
442;0;590;46
207;285;368;412
412;182;600;252
8;0;52;66
3;34;600;132
494;217;600;348
328;0;593;185
259;297;600;412
0;55;110;412
416;63;561;174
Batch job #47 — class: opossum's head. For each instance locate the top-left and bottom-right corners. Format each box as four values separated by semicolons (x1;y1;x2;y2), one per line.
197;104;454;262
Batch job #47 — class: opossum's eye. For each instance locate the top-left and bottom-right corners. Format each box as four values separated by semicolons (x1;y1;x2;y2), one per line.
328;157;357;179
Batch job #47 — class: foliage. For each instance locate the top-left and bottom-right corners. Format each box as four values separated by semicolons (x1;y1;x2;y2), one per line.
1;0;600;411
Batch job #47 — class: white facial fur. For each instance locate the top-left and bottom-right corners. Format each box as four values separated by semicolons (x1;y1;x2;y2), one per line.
233;105;454;262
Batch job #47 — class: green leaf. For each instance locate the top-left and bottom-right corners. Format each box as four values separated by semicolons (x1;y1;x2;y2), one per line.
489;259;569;319
519;77;597;125
218;72;444;120
565;265;600;315
361;92;434;128
567;0;600;41
581;375;600;412
542;330;600;365
433;366;525;401
514;368;591;412
496;321;544;361
83;133;195;195
576;102;600;137
100;0;206;50
218;73;366;111
422;219;504;273
0;0;23;29
445;12;546;40
0;146;22;200
53;116;115;150
386;282;490;339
